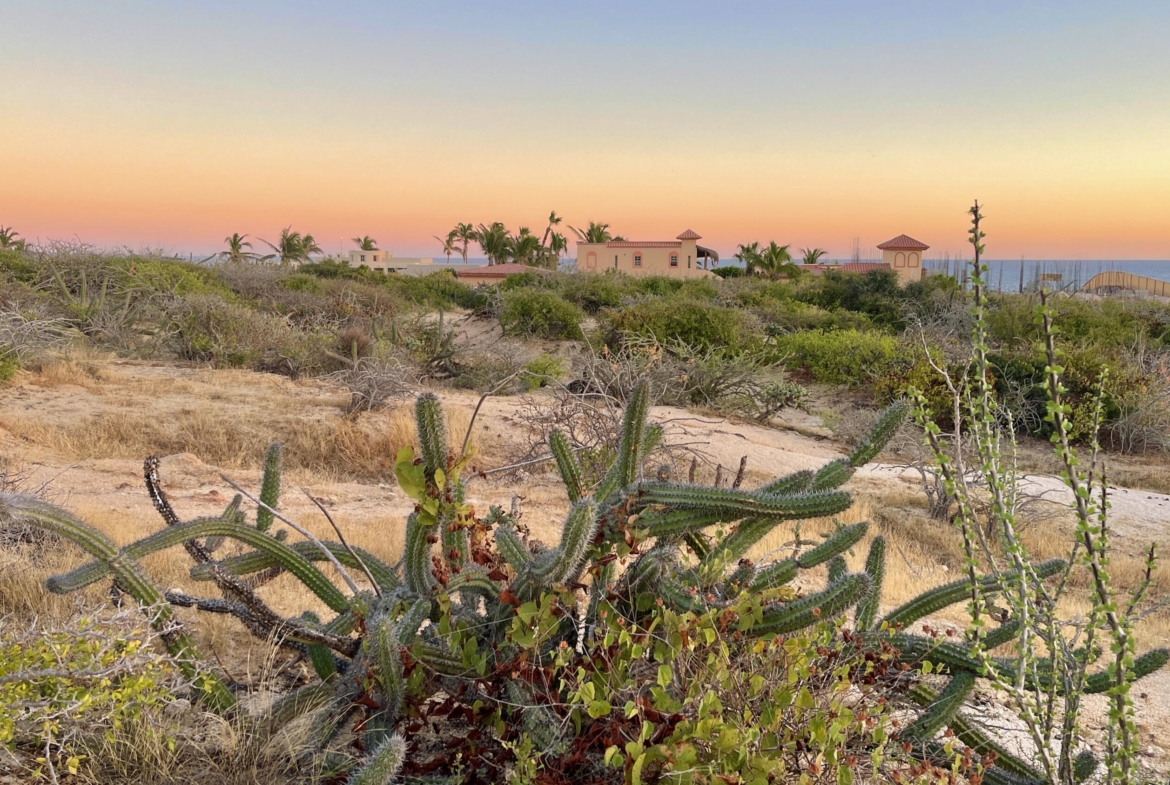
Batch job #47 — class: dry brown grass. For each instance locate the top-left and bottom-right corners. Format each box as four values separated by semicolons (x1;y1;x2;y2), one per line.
1;403;479;483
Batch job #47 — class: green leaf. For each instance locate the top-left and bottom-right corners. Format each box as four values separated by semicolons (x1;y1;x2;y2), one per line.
588;700;612;719
394;446;425;501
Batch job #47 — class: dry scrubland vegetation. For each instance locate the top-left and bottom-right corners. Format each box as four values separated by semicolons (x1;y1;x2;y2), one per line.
3;218;1170;785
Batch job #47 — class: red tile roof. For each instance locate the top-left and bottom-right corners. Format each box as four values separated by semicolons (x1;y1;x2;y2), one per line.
676;229;702;240
802;262;892;276
876;234;929;251
454;264;550;278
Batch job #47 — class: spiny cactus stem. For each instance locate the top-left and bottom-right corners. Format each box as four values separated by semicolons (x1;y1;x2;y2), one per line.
190;540;399;591
255;442;283;533
221;474;363;598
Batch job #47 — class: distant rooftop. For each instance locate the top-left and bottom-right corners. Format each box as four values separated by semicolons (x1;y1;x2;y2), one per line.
877;234;930;251
454;263;550;278
676;229;702;240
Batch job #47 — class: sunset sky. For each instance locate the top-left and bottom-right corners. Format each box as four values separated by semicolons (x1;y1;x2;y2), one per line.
4;1;1169;260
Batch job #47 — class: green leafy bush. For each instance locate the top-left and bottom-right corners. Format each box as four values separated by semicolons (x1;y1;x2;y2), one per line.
500;290;583;339
521;353;566;390
773;329;903;385
602;297;755;352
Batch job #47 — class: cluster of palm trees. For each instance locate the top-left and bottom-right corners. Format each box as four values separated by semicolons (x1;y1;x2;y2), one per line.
733;242;829;280
218;227;327;264
438;212;588;268
0;226;27;252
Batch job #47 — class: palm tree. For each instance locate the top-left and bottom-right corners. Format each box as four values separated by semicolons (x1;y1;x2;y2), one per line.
475;222;512;265
509;227;542;266
801;247;828;265
734;242;761;269
353;235;378;251
0;226;26;251
434;234;457;264
452;222;475;263
570;221;615;244
540;210;563;248
750;242;800;280
546;231;568;269
222;233;254;263
260;226;309;264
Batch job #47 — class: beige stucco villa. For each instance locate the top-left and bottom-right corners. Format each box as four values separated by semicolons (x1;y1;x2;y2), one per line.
877;234;929;285
575;229;718;278
344;249;437;277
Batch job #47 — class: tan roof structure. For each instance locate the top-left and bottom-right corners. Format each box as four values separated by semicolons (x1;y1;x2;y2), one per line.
876;234;930;251
802;262;891;276
676;229;702;240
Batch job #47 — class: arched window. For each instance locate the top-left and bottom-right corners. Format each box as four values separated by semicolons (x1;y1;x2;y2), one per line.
634;254;642;267
894;252;906;268
670;254;679;267
586;252;597;270
908;253;919;267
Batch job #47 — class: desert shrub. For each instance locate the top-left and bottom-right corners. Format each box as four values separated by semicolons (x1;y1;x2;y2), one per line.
711;264;743;278
0;354;18;384
773;328;903;385
758;300;876;334
665;340;809;419
281;272;323;293
0;611;180;780
601;297;755;352
795;268;904;329
521;353;566;390
385;271;478;310
327;356;416;415
0;249;38;284
499;290;583;339
554;271;632;313
164;294;332;376
451;351;521;392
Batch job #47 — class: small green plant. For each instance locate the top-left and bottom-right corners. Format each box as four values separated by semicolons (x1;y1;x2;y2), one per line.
521;353;565;390
773;328;903;386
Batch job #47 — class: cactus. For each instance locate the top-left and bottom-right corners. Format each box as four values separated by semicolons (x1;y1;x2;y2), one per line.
13;384;1165;781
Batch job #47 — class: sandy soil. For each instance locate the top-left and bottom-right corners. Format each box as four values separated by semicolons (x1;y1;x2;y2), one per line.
3;357;1170;773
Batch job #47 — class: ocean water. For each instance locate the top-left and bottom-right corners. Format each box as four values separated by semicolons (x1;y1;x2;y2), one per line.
923;259;1170;293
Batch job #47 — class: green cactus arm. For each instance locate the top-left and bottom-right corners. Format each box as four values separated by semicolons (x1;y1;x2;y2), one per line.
367;614;405;727
980;620;1022;650
810;459;854;492
724;560;757;592
351;733;407;785
903;669;976;740
595;383;651;501
855;536;886;630
416;393;449;476
530;501;598;588
494;525;532;569
703;512;860;583
684;531;711;561
748;559;799;592
412;641;467;676
848;400;909;466
1083;648;1169;693
641;423;664;463
188;540;399;590
657;570;712;613
255;442;283;532
50;517;351;613
796;523;868;568
882;558;1066;629
759;469;815;495
549;430;585;503
636;483;853;520
445;567;500;602
750;574;871;637
640;509;729;539
404;514;438;597
300;612;338;682
827;556;847;585
1;494;236;711
440;516;470;571
910;681;1043;782
394;598;433;643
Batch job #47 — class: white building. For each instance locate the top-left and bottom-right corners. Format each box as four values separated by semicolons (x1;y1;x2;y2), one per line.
342;250;436;277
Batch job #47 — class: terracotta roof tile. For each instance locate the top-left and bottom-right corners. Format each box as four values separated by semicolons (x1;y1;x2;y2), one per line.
876;234;930;251
676;229;702;240
605;241;682;248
